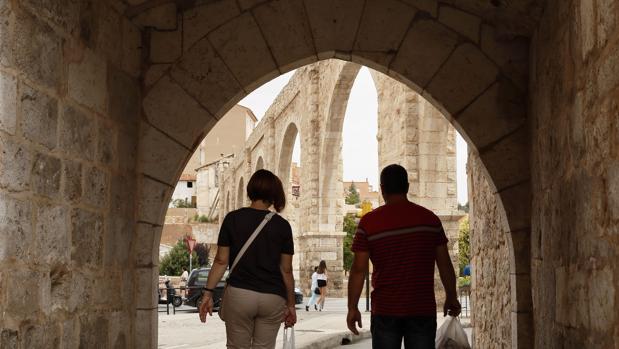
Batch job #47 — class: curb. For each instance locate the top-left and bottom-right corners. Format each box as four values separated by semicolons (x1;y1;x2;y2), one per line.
298;329;372;349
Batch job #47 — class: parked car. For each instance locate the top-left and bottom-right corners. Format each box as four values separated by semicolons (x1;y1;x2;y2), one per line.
184;268;227;310
185;268;304;309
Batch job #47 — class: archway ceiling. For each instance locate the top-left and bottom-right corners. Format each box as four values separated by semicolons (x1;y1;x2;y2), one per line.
121;0;543;36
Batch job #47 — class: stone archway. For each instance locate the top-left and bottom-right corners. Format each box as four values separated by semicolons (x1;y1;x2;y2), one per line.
276;123;300;188
236;177;245;210
136;2;532;347
255;156;265;171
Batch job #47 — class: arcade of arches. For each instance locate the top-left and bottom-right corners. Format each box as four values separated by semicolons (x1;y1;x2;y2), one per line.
0;0;617;348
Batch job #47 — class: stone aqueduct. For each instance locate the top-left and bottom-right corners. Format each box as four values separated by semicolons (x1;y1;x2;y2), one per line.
216;59;463;299
0;0;617;348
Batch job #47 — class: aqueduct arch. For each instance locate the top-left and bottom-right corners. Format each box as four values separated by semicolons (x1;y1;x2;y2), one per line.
3;0;617;348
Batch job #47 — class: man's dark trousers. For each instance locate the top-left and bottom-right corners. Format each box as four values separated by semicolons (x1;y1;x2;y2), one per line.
371;315;436;349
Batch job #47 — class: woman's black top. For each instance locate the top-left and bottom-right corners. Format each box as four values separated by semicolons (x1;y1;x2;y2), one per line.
217;208;294;299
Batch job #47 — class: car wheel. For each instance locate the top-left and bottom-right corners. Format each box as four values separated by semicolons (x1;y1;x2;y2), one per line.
172;296;183;308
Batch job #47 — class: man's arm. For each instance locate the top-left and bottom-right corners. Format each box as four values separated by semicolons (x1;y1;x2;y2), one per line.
347;251;369;335
436;244;461;316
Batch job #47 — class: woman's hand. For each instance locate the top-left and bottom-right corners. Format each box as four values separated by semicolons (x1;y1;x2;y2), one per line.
199;292;214;323
282;305;297;328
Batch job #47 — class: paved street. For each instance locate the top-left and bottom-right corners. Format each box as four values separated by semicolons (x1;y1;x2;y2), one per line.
158;298;472;349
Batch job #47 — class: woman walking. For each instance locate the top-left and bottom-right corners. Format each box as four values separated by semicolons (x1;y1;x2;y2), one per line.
199;170;297;348
316;260;328;311
305;267;319;311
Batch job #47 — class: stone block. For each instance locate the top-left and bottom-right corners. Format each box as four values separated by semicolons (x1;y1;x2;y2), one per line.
122;18;142;77
144;64;170;87
479;126;529;191
59;105;96;161
578;0;595;60
455;79;526;150
208;13;278;89
182;1;240;51
71;208;103;266
253;0;316;72
68;48;107;114
8;11;62;89
97;4;122;66
135;223;161;267
596;0;616;47
0;193;32;261
480;25;528;91
21;321;61;348
31;152;61;199
62;159;82;202
150;28;182;63
510;273;532;312
305;0;364;59
0;329;18;348
135;267;158;309
79;315;109;348
108;65;140;126
425;43;499;115
20;0;80;33
138;175;172;224
139;122;190;184
104;174;136;266
438;5;481;43
135;309;157;349
352;0;416;67
97;120;116;166
0;71;17;134
117;129;138;173
144;74;218;147
83;165;108;208
597;42;619;96
35;203;70;264
0;136;33;192
400;0;437;16
390;19;458;90
238;0;268;10
132;3;177;30
588;266;615;331
5;267;45;318
499;183;531;235
19;83;58;149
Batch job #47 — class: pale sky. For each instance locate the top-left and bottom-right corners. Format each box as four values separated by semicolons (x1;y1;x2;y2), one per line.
239;68;469;204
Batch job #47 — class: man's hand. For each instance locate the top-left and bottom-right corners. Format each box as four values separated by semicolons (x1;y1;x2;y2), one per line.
444;296;461;317
346;308;363;335
283;305;297;328
199;293;214;323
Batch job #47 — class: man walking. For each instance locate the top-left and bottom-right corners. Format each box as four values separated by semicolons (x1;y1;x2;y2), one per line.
347;164;461;348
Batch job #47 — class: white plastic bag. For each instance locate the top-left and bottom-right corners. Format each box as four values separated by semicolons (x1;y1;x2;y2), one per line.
282;327;295;349
435;316;471;349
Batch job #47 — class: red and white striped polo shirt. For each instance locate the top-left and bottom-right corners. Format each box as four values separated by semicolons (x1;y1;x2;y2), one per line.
352;201;448;316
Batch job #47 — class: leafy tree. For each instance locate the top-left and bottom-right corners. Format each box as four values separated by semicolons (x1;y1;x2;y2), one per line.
458;215;470;276
342;214;358;271
345;183;360;205
360;200;373;216
159;239;198;276
172;198;195;208
194;243;211;268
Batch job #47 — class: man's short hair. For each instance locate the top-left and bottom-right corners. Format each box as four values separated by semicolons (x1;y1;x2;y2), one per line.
380;164;409;194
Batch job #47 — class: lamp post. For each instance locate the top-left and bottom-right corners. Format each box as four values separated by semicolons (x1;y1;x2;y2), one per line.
185;236;197;272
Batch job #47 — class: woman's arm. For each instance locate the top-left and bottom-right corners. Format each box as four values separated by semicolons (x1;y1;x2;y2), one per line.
280;253;297;327
199;246;229;321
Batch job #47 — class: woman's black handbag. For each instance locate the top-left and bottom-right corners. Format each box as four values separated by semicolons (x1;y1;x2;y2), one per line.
314;287;321;295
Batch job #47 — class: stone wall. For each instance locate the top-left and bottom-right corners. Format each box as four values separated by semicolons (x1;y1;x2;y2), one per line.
0;1;142;347
468;152;512;348
529;0;619;347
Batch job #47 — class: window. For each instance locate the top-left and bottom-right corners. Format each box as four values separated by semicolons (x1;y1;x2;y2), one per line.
187;181;193;188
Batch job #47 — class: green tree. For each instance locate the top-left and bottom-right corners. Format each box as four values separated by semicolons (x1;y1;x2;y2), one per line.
458;215;470;276
345;183;360;205
342;214;358;271
159;239;198;276
194;243;211;268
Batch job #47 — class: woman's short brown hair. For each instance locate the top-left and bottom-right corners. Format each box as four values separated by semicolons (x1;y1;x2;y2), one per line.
246;169;286;212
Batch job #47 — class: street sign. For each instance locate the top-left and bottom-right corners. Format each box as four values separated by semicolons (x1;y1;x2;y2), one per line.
185;236;196;253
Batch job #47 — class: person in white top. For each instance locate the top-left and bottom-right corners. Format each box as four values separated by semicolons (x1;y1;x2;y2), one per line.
316;260;328;311
180;267;189;297
305;267;320;311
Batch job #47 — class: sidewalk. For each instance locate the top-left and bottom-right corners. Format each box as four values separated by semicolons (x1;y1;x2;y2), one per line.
158;298;372;349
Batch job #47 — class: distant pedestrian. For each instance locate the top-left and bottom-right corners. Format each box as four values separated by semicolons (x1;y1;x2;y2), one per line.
180;266;189;297
199;169;296;348
316;260;328;311
347;164;461;349
306;267;320;311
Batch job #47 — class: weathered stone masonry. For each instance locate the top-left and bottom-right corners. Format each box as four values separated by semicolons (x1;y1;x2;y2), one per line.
1;0;618;348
